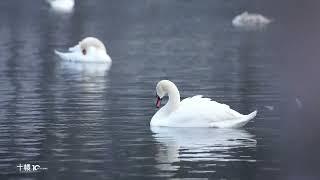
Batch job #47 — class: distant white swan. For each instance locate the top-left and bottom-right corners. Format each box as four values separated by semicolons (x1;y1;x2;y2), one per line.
151;80;257;128
47;0;75;12
232;12;272;28
55;37;112;65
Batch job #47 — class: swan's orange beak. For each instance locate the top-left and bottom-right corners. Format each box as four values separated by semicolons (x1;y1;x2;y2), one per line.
156;96;162;108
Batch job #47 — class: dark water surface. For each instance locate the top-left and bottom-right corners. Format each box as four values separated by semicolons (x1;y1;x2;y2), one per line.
2;0;319;179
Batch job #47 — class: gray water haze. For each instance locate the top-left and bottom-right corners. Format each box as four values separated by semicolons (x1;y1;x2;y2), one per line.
0;0;320;179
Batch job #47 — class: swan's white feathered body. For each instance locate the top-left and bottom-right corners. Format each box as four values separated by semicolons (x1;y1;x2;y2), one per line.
151;80;257;128
47;0;75;12
55;37;112;65
232;12;272;28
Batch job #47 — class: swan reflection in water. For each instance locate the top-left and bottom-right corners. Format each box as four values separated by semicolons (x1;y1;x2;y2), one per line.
55;61;110;118
57;61;110;98
151;127;257;172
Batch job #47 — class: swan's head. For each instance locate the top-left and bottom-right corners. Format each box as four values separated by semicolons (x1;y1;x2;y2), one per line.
75;37;111;62
155;80;176;108
55;37;111;63
80;37;107;55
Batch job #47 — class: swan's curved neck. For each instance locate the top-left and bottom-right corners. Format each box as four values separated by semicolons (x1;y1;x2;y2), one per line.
164;84;180;113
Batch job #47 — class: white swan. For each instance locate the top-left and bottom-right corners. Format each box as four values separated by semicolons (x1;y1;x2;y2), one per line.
151;80;257;128
47;0;75;12
232;12;272;28
55;37;112;65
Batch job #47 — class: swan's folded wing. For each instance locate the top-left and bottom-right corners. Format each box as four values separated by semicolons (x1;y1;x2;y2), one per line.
167;95;242;127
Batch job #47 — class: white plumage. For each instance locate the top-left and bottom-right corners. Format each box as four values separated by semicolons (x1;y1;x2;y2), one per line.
151;80;257;128
55;37;112;66
232;12;272;28
47;0;75;12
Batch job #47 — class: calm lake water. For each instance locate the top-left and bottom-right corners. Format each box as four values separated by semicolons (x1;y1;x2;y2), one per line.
1;0;320;179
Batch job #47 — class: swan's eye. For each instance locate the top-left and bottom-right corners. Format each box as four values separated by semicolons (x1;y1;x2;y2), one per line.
82;49;87;55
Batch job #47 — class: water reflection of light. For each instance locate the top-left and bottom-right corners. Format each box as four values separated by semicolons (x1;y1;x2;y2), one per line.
151;127;256;172
48;60;111;164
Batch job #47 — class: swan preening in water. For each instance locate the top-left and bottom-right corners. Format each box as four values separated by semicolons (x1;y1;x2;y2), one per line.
151;80;257;128
232;12;272;28
55;37;112;65
47;0;75;12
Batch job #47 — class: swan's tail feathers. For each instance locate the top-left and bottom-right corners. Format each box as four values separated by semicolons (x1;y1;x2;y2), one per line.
69;44;80;52
54;49;63;56
232;110;257;128
55;50;64;59
246;110;257;120
55;50;71;61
